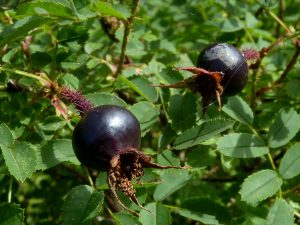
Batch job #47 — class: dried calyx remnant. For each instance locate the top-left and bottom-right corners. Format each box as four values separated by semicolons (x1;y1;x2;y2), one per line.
156;43;251;114
61;88;185;215
107;148;179;212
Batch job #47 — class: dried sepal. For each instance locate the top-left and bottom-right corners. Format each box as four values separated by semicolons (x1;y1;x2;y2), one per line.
107;148;185;215
154;67;224;114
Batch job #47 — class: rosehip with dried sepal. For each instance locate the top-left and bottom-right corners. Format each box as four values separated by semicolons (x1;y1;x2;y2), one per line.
68;101;185;215
155;43;249;114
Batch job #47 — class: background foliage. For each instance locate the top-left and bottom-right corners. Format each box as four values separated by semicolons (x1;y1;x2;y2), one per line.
0;0;300;224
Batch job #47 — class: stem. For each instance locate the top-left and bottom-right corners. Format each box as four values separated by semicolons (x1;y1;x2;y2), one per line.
275;45;300;84
250;63;260;108
282;183;300;196
8;177;12;203
0;67;51;87
114;0;140;77
104;190;121;213
268;8;291;34
275;0;285;37
248;125;259;137
84;167;95;189
267;153;276;170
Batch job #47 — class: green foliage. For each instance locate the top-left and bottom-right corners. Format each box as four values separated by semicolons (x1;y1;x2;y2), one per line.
217;133;269;158
239;170;283;206
266;199;294;225
0;0;300;224
0;203;24;225
62;185;104;225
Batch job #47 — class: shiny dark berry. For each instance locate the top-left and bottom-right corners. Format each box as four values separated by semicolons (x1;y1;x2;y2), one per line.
197;43;248;96
71;104;181;214
72;105;141;170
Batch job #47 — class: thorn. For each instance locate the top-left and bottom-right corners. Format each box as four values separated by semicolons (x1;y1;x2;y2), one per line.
176;67;211;75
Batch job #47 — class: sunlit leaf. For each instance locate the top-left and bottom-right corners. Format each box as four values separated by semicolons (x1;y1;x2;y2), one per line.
217;133;269;158
139;203;171;225
1;141;36;182
266;199;294;225
239;170;282;206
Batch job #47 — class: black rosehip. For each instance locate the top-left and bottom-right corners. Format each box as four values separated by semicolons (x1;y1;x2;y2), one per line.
197;43;248;96
71;104;182;215
156;42;249;113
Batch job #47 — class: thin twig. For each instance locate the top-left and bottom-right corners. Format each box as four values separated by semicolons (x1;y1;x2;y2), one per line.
84;167;95;189
114;0;140;77
275;45;300;84
275;0;285;37
104;190;122;213
282;183;300;196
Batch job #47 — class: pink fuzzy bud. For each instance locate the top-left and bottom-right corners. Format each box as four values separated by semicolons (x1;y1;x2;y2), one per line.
60;87;93;116
241;49;260;61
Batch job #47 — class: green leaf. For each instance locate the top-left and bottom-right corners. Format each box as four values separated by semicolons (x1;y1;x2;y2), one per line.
0;16;52;46
268;108;300;148
139;203;171;225
38;116;66;131
245;12;260;28
1;141;36;182
239;170;282;206
113;213;142;225
86;92;127;107
222;96;254;125
243;217;267;225
52;139;80;165
158;125;176;149
60;74;80;90
0;203;24;225
128;102;160;136
157;150;180;167
266;199;294;225
92;0;128;19
169;93;197;131
119;76;158;102
143;59;165;75
180;198;231;224
177;208;220;225
173;120;234;150
221;17;244;32
187;147;216;168
217;133;269;158
279;142;300;179
16;1;74;19
36;139;80;170
0;123;14;148
153;169;191;201
286;79;300;99
62;185;104;225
